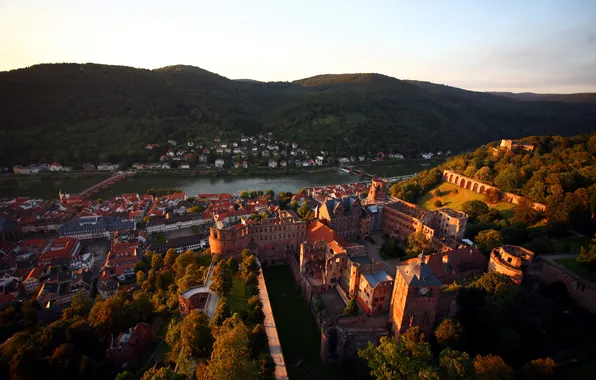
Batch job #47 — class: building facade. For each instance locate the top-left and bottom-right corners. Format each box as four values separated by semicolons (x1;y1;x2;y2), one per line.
390;258;441;338
317;196;362;241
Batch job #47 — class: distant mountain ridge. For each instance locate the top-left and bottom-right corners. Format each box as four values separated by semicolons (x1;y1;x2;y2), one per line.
0;63;595;166
487;91;596;103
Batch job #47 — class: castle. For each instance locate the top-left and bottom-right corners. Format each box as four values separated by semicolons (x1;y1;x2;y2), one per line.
207;184;529;363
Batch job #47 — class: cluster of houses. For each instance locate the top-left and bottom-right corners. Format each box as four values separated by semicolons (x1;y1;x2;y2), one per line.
11;132;450;174
12;162;121;174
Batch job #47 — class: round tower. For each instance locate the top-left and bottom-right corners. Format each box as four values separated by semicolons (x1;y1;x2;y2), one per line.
368;178;387;203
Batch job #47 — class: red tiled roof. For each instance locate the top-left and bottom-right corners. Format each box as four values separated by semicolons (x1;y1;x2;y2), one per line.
306;220;350;248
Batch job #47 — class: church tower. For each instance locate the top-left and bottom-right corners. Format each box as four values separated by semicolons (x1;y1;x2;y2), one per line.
368;178;387;204
390;255;441;338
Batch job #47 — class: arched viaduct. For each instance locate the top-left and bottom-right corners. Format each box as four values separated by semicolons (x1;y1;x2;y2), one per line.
442;170;547;212
442;170;497;195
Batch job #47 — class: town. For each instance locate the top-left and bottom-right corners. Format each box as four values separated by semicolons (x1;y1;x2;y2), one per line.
2;136;595;379
9;132;444;174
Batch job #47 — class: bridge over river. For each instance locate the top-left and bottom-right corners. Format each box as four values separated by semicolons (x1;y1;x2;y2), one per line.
78;171;135;198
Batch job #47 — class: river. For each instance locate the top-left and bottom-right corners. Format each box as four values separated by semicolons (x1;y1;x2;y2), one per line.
0;158;443;199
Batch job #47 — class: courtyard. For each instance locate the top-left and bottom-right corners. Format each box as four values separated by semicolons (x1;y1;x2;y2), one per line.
263;265;348;380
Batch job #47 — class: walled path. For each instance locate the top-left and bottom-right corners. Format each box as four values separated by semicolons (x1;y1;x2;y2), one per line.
258;267;289;380
540;253;577;261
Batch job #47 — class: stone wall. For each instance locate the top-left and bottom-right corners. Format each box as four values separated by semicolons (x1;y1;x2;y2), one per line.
530;257;596;314
320;317;389;364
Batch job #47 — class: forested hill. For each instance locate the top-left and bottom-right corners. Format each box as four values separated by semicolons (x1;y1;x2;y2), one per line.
1;63;595;166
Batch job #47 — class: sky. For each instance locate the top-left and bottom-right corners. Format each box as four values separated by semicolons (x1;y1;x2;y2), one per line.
1;0;595;93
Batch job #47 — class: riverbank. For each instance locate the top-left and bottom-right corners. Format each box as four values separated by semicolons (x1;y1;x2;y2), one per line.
0;159;442;200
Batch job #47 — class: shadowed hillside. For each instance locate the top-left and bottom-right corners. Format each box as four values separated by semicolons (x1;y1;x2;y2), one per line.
0;63;595;166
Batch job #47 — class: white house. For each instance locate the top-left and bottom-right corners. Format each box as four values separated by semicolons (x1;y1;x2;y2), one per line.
50;162;63;172
97;163;120;171
167;140;177;146
421;153;433;159
215;159;225;168
180;164;190;169
268;159;278;168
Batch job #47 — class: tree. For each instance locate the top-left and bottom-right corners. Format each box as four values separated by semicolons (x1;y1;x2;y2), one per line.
240;190;249;199
344;298;358;316
494;167;522;193
577;235;596;271
141;367;184;380
359;333;438;380
462;200;490;221
180;311;214;359
435;319;464;349
475;229;502;255
297;202;314;221
470;272;514;294
151;254;163;271
483;188;501;204
265;189;275;198
244;271;258;287
473;354;514;380
512;198;539;226
474;166;492;182
205;315;258;380
136;270;148;285
61;293;92;319
210;260;233;296
250;324;268;359
433;189;442;197
519;357;556;380
407;230;431;256
115;371;137;380
164;249;178;267
439;348;476;380
240;254;259;279
434;200;443;208
210;297;231;328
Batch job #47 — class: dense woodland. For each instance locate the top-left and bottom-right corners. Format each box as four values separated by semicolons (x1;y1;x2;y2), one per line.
359;272;593;380
0;249;271;380
1;64;595;166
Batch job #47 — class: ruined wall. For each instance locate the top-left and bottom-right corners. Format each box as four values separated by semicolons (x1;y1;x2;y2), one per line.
321;318;390;364
530;257;596;314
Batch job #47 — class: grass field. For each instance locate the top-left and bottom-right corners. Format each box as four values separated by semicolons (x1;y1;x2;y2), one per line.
263;266;349;380
554;258;596;284
227;275;249;314
418;182;516;216
551;236;592;253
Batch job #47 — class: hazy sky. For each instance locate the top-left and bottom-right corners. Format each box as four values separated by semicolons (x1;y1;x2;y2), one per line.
1;0;595;93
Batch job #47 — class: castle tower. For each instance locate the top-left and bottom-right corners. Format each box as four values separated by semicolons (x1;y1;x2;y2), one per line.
390;255;441;338
368;178;387;204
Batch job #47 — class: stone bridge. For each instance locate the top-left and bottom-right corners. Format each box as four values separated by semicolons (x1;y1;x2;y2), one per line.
443;170;495;194
78;171;135;198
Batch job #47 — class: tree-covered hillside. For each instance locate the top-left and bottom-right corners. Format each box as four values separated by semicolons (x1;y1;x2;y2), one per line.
391;134;596;243
1;63;595;166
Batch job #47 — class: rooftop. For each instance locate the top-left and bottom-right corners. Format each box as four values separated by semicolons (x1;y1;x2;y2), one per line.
363;271;393;288
397;260;442;287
